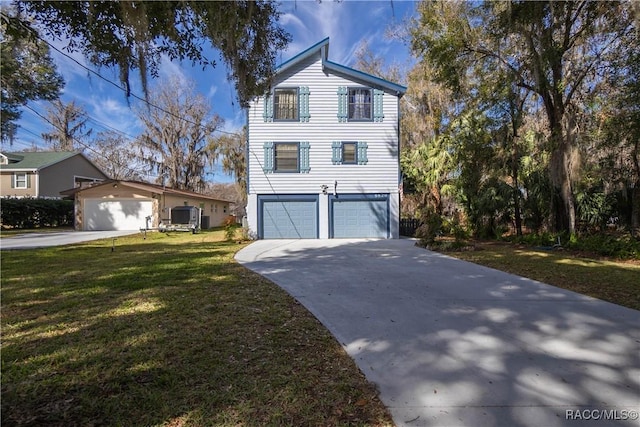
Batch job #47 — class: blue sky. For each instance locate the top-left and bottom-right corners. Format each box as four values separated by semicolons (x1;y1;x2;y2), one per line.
5;0;417;182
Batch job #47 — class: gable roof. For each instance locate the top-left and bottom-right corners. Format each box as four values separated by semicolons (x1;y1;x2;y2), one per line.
0;151;80;171
61;179;232;203
0;151;106;176
274;37;407;97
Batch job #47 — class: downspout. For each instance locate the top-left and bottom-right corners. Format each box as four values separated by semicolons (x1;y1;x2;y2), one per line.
34;169;39;197
245;107;250;196
397;96;402;223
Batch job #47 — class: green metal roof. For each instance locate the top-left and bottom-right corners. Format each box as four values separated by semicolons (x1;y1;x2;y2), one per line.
0;151;79;170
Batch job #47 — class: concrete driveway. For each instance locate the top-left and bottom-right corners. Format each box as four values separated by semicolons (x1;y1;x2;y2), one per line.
236;239;640;427
0;230;140;250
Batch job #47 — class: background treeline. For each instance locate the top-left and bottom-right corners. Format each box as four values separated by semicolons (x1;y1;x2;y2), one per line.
388;1;639;250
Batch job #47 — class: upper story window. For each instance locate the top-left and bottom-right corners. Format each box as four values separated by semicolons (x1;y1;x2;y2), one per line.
13;172;27;189
274;88;298;121
337;87;384;123
264;87;310;122
348;88;372;121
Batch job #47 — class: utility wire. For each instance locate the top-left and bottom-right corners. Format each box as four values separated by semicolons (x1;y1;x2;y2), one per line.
39;33;240;137
24;104;121;162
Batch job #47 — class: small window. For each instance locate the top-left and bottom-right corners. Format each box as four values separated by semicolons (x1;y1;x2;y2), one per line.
14;173;27;189
348;88;372;121
342;142;357;164
274;88;298;121
274;143;299;172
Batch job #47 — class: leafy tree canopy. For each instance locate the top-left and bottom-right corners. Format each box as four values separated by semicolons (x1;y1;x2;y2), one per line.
12;1;291;106
0;6;64;142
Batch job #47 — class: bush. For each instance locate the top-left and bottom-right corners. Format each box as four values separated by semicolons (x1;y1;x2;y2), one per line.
415;211;442;246
223;215;237;241
512;232;639;259
565;234;640;259
0;198;74;229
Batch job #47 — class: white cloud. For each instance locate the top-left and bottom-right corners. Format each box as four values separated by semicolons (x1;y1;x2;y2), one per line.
158;55;188;86
279;13;308;32
207;85;218;99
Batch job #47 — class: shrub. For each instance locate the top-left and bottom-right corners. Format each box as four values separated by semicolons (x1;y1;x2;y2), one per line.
0;198;73;229
565;234;640;259
415;211;442;246
223;215;237;241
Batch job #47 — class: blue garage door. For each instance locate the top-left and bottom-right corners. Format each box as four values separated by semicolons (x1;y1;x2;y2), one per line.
260;196;318;239
331;195;389;238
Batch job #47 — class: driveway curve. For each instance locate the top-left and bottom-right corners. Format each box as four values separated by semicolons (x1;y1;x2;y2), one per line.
236;239;640;427
0;230;139;250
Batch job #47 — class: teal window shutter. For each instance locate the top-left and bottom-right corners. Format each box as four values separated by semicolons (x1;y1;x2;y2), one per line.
300;141;310;173
263;142;274;173
26;173;31;188
263;93;273;122
331;141;342;164
373;89;384;122
11;173;15;188
299;86;310;122
357;142;368;165
337;86;348;122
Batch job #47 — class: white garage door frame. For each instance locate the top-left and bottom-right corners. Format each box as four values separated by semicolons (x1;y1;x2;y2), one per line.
329;193;389;239
258;194;319;239
84;198;154;231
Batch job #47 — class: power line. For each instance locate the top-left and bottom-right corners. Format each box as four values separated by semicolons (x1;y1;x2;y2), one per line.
24;104;115;161
86;117;138;140
39;32;239;137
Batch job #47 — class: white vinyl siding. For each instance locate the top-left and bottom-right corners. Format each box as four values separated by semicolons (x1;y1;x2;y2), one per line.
247;52;400;196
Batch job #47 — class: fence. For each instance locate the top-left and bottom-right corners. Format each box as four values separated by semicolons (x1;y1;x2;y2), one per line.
400;218;421;237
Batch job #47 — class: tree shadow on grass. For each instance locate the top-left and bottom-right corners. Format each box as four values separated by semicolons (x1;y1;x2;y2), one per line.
2;235;392;426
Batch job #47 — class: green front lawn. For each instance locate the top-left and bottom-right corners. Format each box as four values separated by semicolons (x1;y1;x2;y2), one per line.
441;241;640;311
1;231;393;426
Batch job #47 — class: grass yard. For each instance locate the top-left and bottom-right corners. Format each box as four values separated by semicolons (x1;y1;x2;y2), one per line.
441;241;640;311
1;231;393;426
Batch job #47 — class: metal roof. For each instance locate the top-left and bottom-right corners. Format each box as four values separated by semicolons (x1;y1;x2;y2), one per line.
273;37;407;97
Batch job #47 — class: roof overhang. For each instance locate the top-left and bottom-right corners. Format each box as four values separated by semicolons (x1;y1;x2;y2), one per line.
270;37;406;97
60;180;233;203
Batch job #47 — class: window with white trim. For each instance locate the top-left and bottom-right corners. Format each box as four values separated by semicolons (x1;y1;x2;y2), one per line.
14;172;27;189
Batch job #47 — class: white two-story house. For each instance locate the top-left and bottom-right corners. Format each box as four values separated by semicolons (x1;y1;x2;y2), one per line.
246;38;406;239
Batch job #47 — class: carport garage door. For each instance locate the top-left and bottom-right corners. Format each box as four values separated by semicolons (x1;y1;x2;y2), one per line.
259;196;318;239
84;199;153;231
331;195;389;238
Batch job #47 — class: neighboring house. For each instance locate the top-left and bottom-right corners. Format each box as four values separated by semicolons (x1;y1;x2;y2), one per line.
61;180;232;231
246;38;406;239
0;151;108;198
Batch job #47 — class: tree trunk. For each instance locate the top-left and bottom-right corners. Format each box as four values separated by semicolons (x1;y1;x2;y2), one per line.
512;140;523;236
549;132;577;235
632;184;640;238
